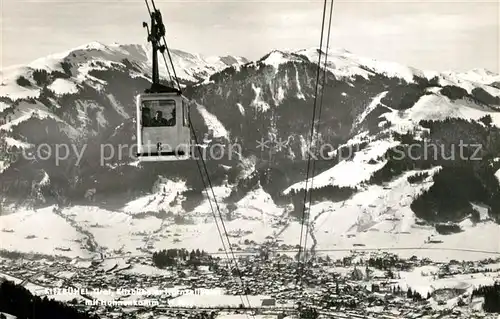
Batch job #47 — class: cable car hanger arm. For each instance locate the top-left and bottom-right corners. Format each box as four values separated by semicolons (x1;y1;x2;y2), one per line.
142;0;181;94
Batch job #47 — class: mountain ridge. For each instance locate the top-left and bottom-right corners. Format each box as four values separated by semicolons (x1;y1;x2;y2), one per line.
0;41;249;101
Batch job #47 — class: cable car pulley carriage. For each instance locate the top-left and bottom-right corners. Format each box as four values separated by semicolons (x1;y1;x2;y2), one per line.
135;0;194;162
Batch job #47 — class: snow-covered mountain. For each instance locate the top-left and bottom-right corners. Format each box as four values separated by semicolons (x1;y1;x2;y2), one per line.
0;41;248;98
1;42;500;260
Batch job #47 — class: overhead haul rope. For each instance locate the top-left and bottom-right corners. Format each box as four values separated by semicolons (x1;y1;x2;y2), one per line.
143;0;254;315
188;117;255;317
161;37;182;91
161;51;174;87
302;0;335;267
296;0;330;286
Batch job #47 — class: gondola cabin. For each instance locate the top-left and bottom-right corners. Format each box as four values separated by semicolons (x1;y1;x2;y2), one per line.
136;88;192;161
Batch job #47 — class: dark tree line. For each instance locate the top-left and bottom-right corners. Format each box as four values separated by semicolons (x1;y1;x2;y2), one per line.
472;88;500;106
299;306;319;318
0;249;64;262
368;146;431;185
288;185;356;219
405;287;424;300
472;283;500;313
366;256;398;270
152;248;211;268
181;189;205;212
434;223;462;235
388;286;426;300
380;81;433;111
16;76;31;87
410;166;492;222
412;116;500;223
407;172;429;184
132;209;170;219
440;85;468;100
225;170;260;203
186;311;217;319
319;293;357;311
0;280;99;319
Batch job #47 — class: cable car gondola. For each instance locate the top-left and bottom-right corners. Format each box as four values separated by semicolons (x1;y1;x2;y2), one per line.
135;2;193;162
136;85;193;161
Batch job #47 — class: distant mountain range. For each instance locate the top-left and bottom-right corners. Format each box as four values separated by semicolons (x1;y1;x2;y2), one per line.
1;42;500;257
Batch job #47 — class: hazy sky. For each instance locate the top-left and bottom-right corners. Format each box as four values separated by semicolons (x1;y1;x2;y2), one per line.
1;0;499;73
